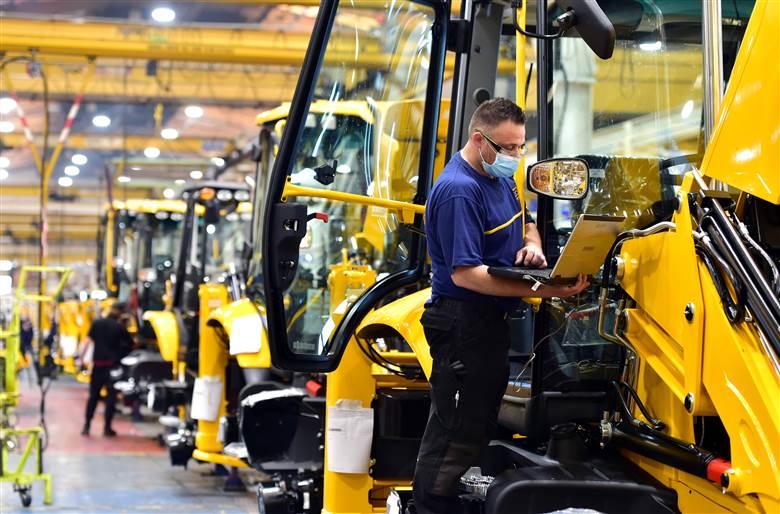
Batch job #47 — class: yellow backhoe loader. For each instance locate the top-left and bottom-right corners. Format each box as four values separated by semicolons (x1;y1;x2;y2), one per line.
255;1;778;513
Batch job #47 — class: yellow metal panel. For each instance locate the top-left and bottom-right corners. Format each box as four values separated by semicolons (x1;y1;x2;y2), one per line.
208;298;271;369
698;261;780;507
142;310;179;364
619;183;713;415
701;0;780;204
191;449;248;469
194;284;231;454
357;288;432;378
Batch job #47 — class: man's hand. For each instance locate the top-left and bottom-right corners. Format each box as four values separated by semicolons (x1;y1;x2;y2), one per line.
544;274;590;298
515;244;547;268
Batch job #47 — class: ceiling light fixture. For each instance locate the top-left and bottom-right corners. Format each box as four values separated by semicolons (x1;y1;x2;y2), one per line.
175;179;186;185
0;121;15;133
144;146;161;159
211;157;225;167
58;176;73;187
92;115;111;128
151;6;176;23
0;169;8;181
0;97;17;115
64;165;80;177
184;105;204;119
71;153;88;166
0;157;9;168
161;128;179;140
163;188;176;199
189;170;203;180
117;175;131;183
131;166;142;171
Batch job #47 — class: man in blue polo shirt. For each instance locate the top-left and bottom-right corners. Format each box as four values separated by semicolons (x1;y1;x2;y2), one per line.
412;98;589;514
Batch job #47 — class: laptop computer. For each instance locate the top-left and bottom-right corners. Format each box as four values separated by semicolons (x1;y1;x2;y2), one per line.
488;214;626;284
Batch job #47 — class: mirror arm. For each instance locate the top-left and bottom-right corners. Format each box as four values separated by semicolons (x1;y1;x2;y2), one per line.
511;2;575;40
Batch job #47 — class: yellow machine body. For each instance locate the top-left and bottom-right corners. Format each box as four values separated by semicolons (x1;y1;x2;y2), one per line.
142;310;179;366
192;297;269;465
615;4;780;511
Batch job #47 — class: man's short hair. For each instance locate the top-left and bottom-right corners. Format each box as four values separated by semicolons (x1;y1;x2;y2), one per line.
468;97;526;135
111;302;128;313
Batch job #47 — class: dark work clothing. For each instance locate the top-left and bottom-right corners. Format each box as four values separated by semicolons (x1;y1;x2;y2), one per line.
413;298;510;514
84;366;116;431
426;152;532;312
84;317;131;430
88;317;133;365
19;321;34;356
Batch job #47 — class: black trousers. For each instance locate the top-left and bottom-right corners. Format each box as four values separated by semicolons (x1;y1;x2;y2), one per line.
413;298;510;514
84;366;116;430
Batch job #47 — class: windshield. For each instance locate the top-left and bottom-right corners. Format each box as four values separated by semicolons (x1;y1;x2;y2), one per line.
136;211;184;311
114;210;140;302
535;0;755;390
187;202;251;285
272;0;439;356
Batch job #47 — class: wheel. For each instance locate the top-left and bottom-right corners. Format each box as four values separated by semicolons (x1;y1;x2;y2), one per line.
19;489;32;507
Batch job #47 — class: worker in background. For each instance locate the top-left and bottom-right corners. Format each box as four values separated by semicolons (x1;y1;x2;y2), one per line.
19;315;34;364
81;302;133;437
413;98;589;514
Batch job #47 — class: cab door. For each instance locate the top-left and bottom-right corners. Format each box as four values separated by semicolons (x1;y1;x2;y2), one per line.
261;0;449;372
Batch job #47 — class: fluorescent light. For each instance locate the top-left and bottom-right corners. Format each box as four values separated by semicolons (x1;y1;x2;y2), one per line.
117;175;131;183
0;157;9;168
151;6;176;23
92;114;111;128
71;153;88;165
0;97;17;115
144;146;161;158
58;176;73;187
0;169;8;180
211;157;225;167
160;128;179;140
175;179;186;185
0;121;15;133
64;165;80;177
189;170;203;180
163;188;176;199
639;41;663;52
131;166;142;171
680;100;695;120
184;105;204;119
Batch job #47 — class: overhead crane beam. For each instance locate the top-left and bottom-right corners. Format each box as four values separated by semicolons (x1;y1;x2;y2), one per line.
0;132;232;154
1;17;510;70
0;17;378;66
2;59;295;105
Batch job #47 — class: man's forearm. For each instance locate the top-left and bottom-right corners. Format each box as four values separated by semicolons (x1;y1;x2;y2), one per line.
452;265;555;298
523;222;542;249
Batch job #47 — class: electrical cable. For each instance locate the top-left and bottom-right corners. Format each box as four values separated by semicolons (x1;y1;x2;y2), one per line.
512;302;592;392
356;336;422;380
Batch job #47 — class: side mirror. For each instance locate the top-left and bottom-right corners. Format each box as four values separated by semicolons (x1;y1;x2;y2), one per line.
527;158;589;200
557;0;616;59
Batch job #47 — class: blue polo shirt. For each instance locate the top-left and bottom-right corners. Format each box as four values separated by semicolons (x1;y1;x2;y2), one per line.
426;152;532;311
